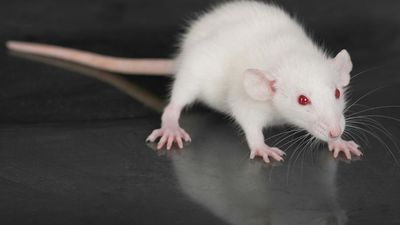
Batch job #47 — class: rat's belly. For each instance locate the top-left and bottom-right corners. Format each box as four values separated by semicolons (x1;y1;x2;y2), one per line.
197;76;231;113
198;89;230;113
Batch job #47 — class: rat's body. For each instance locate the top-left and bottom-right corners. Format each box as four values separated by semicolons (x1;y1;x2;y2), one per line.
7;1;362;162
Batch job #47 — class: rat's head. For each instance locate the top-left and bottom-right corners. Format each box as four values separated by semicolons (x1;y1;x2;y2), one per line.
243;50;352;142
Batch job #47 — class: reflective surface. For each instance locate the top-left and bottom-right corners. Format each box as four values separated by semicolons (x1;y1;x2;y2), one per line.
1;0;400;224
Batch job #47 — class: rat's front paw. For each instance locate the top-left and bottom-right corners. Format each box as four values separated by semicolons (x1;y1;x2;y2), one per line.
146;126;191;150
328;139;362;159
250;145;285;163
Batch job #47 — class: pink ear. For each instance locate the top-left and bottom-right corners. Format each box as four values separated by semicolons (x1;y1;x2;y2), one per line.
332;49;352;86
243;69;276;101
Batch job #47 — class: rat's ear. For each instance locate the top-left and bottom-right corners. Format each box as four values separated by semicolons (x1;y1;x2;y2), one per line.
243;69;276;101
332;49;352;86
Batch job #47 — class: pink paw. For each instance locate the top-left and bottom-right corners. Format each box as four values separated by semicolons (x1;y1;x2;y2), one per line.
250;145;286;163
146;127;191;150
328;139;362;160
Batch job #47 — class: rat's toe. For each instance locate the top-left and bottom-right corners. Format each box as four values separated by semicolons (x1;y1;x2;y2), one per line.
271;147;285;156
269;150;283;161
157;135;168;149
333;148;340;158
261;153;271;163
344;149;352;160
180;130;191;142
176;136;183;149
350;147;363;156
272;154;284;162
249;150;256;159
166;135;174;150
146;129;161;142
348;141;359;149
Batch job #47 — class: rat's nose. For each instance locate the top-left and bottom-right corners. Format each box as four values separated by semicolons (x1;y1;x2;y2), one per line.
329;130;341;139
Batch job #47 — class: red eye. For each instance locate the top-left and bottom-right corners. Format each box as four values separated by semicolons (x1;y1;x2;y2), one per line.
335;88;340;99
298;95;310;105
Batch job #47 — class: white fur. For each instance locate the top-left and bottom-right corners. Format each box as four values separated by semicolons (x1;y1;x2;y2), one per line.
170;1;352;143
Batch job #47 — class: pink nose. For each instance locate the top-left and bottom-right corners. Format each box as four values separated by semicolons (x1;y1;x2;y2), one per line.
329;130;341;139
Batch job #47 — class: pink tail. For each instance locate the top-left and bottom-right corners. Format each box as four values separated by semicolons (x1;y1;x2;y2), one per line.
6;41;174;76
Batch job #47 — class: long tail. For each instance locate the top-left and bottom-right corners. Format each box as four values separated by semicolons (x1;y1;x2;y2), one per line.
6;41;175;75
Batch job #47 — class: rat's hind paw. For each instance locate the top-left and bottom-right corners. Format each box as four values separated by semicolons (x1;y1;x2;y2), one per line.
250;145;285;163
146;127;191;150
328;139;362;160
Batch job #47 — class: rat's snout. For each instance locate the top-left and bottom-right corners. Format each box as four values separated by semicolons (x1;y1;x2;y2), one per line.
313;115;344;141
326;119;344;140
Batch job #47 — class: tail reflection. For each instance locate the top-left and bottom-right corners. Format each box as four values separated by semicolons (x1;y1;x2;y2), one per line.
9;51;165;112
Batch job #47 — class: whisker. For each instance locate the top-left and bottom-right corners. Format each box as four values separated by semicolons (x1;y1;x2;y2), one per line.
272;128;304;147
286;133;311;182
347;118;400;154
344;86;386;113
266;128;301;141
351;65;385;81
346;118;374;144
346;124;399;165
343;128;367;146
280;131;309;150
300;134;316;170
348;114;400;123
347;105;400;117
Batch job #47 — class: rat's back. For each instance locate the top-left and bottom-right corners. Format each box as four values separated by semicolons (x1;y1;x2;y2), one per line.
172;1;308;111
180;1;293;50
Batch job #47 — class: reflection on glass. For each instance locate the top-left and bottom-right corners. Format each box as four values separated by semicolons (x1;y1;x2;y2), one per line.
171;113;347;225
10;50;347;225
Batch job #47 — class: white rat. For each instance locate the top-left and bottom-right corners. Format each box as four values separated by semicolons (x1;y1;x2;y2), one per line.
6;1;362;163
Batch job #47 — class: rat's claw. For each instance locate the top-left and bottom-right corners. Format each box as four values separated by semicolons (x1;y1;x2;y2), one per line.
328;139;362;159
147;127;191;150
250;145;285;163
